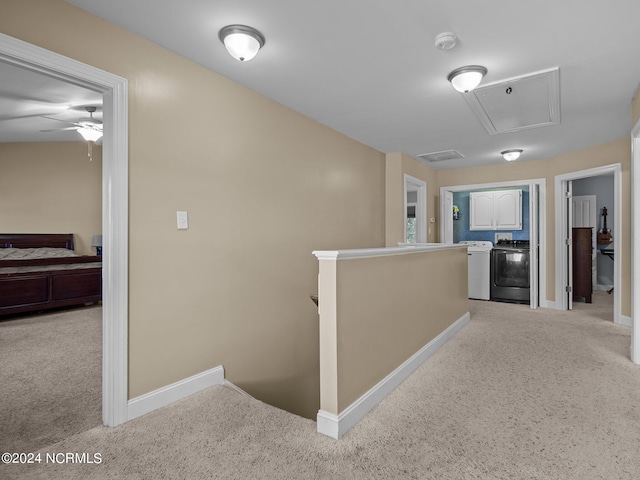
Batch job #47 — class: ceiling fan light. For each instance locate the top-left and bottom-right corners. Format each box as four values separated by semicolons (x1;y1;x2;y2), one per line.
447;65;487;93
78;127;103;142
501;149;523;161
219;25;265;62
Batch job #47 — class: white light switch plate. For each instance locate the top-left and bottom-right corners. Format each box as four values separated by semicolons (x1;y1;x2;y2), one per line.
177;211;189;230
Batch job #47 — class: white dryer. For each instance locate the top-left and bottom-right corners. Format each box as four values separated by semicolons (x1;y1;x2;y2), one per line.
458;241;493;300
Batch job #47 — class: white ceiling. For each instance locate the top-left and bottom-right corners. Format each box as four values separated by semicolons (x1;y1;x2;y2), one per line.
4;1;640;170
0;60;103;143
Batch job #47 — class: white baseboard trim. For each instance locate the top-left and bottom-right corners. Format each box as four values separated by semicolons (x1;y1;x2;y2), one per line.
127;365;225;421
317;311;470;439
618;315;632;328
540;299;556;309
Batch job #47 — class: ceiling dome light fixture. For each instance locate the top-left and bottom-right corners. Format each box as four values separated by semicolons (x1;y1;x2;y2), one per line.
219;24;265;62
77;127;103;142
447;65;488;93
501;149;523;161
76;107;103;142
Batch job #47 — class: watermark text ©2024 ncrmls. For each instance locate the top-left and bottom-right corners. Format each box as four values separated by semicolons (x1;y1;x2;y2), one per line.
2;452;103;465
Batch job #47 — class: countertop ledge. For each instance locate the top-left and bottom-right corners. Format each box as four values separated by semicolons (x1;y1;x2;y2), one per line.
312;243;465;260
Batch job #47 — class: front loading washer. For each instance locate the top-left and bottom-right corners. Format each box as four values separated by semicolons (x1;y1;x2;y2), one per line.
458;241;493;300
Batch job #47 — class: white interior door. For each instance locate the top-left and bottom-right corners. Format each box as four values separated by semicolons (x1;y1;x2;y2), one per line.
631;118;640;364
530;184;539;309
566;181;574;310
572;195;597;290
443;190;453;243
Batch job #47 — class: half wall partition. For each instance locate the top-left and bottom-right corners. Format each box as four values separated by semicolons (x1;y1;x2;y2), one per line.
313;245;470;438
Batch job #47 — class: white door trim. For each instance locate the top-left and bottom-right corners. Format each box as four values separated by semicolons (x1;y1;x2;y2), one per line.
631;118;640;364
529;183;539;309
442;191;454;244
404;174;427;243
566;180;573;310
0;33;130;425
554;165;621;326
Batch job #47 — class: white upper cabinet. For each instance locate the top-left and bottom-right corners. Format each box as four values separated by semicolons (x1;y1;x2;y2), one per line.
469;191;494;230
470;189;522;230
494;190;522;229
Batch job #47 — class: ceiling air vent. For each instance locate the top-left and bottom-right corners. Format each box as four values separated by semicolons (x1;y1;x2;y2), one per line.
417;150;465;163
464;67;560;135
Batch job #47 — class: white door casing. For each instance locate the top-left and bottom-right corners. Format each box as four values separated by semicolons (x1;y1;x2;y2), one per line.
442;191;453;243
529;184;539;309
554;165;621;327
631;118;640;364
404;175;427;243
566;181;573;310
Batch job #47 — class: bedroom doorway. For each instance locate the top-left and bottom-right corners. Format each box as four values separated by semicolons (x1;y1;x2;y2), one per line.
554;164;622;325
0;33;129;426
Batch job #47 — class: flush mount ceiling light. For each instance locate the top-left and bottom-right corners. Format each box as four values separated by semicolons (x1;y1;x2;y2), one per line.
447;65;488;93
501;149;523;161
219;24;265;62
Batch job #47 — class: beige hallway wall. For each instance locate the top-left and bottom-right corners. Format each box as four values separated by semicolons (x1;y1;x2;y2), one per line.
0;142;102;255
0;0;386;419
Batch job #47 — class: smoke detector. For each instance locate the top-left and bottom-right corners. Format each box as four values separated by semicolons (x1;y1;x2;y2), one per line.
435;32;457;50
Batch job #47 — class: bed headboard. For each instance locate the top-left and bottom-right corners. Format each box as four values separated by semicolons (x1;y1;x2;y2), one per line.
0;234;75;250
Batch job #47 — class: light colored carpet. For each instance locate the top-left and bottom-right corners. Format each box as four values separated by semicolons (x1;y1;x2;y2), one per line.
0;305;102;453
3;297;639;480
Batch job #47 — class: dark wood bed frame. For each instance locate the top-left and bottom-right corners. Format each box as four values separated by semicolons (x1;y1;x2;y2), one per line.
0;234;102;317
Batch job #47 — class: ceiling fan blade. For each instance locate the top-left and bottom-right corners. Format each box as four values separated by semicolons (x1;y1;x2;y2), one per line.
0;113;54;121
40;127;78;132
41;115;84;128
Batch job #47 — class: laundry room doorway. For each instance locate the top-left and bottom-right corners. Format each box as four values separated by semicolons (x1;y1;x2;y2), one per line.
440;178;546;309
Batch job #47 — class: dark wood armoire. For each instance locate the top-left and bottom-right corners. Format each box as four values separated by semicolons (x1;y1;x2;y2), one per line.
572;227;592;303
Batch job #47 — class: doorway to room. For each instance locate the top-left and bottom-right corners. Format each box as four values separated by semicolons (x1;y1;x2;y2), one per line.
440;178;546;309
0;32;129;426
404;174;427;243
554;164;622;325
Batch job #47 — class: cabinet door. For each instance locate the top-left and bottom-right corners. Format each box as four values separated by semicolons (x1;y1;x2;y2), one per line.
469;191;494;230
494;189;522;230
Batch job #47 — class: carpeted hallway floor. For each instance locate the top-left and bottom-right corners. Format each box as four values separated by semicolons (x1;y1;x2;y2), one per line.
0;305;102;454
2;294;639;479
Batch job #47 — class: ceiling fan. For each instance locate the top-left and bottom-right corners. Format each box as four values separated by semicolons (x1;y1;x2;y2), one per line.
42;106;103;142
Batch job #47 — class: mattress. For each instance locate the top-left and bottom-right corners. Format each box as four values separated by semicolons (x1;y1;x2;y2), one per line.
0;247;101;274
0;247;78;260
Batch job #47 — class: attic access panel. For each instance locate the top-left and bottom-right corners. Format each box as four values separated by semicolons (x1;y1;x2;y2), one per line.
465;67;560;135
